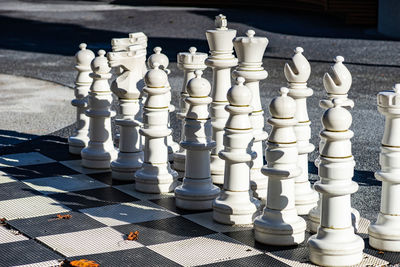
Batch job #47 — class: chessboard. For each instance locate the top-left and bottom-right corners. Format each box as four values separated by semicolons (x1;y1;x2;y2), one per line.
0;135;399;267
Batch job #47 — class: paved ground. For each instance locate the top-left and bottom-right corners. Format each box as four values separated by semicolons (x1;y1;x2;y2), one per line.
0;0;400;222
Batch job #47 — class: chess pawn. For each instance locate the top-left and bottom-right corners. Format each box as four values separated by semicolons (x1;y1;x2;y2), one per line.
369;84;400;251
308;99;364;266
173;47;208;177
108;45;145;181
308;56;360;233
284;47;318;215
135;63;178;193
81;50;117;169
232;29;268;201
69;43;95;154
213;77;260;225
206;14;238;185
147;46;179;161
254;87;306;246
175;70;220;210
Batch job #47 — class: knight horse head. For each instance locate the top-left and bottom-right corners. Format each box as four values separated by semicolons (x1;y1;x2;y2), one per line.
107;45;146;71
111;32;148;52
284;47;311;84
107;45;146;99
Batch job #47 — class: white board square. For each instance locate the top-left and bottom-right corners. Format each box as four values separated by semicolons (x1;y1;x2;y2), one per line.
0;195;70;220
60;160;109;174
0;152;55;167
148;233;262;266
37;227;143;257
24;174;108;195
80;200;178;226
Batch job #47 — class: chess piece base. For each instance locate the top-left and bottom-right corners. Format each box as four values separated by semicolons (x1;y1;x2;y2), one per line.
175;177;220;210
81;143;117;169
254;209;306;246
135;162;178;193
308;227;364;266
68;136;88;155
213;191;260;225
369;214;400;252
111;151;144;181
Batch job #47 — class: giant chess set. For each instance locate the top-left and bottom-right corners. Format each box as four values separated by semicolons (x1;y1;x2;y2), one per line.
0;14;400;267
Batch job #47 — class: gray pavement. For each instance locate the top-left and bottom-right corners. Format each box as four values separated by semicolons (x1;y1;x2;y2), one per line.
0;0;399;222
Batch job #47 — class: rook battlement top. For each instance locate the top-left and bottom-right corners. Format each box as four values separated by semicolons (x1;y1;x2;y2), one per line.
378;83;400;109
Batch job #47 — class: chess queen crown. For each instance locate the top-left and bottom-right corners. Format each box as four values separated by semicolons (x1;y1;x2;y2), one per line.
233;29;268;70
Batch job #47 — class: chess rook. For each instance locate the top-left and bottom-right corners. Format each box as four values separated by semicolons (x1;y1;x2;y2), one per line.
135;63;178;193
232;29;268;201
369;84;400;251
206;14;238;185
108;45;146;181
175;70;220;210
308;99;364;266
308;56;360;233
69;43;95;154
147;46;179;161
173;47;208;178
81;50;117;169
254;87;306;246
213;77;260;225
284;47;318;215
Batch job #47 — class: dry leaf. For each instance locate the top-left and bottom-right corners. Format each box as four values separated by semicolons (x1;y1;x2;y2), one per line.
127;231;139;241
57;214;72;219
65;259;99;267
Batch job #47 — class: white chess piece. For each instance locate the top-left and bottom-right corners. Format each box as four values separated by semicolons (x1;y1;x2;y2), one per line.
135;63;178;193
147;46;179;161
284;47;318;215
308;98;364;266
213;77;260;225
111;32;148;77
69;43;95;155
108;45;145;181
81;50;117;169
308;56;360;233
369;84;400;252
175;70;220;210
254;87;306;246
111;32;148;146
232;29;268;201
206;14;238;185
173;47;208;178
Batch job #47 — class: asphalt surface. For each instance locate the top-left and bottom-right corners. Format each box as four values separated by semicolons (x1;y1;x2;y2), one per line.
1;0;400;222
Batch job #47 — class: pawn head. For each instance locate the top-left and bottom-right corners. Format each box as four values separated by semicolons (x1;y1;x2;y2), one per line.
91;49;111;73
227;77;252;106
269;87;296;119
322;98;352;131
144;62;168;88
187;70;211;97
147;46;169;70
75;43;95;66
